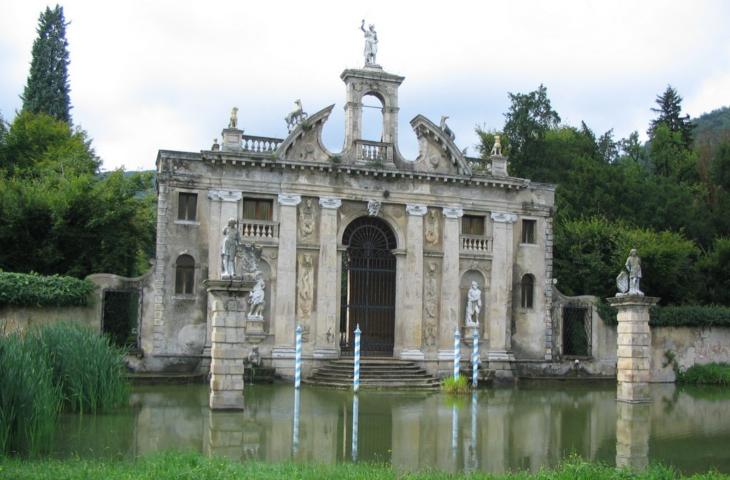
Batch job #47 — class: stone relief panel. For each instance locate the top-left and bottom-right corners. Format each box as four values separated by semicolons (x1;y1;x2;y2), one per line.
296;252;316;342
423;259;442;348
338;200;406;247
297;197;318;243
424;208;441;249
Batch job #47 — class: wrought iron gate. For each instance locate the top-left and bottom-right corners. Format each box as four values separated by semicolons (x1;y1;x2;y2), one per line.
340;217;397;356
102;289;141;349
562;303;592;357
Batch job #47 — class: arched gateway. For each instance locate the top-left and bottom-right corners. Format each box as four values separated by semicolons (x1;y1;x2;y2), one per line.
340;216;397;356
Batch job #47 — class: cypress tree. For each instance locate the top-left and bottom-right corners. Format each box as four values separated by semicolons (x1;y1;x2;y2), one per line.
21;5;72;125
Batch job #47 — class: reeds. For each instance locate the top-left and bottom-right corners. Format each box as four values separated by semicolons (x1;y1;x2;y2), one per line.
441;374;471;394
0;322;129;455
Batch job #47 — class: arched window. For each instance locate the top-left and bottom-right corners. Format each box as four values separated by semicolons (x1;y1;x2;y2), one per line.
521;274;535;309
175;255;195;295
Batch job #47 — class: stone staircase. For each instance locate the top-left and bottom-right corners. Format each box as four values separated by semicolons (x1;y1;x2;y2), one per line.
305;358;440;390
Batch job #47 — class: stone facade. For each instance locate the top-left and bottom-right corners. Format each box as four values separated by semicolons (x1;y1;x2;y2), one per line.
139;63;556;380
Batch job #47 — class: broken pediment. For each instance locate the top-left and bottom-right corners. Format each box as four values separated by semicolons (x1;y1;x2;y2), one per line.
279;104;335;163
410;115;472;176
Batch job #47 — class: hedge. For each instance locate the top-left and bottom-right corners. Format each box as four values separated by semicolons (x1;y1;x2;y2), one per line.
597;303;730;328
0;272;95;307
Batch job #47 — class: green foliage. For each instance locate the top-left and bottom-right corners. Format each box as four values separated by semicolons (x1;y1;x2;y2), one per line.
21;5;72;124
649;85;694;148
30;323;129;412
1;451;726;479
678;363;730;386
649;123;698;180
650;305;730;328
441;374;470;394
697;238;730;305
0;333;60;455
0;323;129;455
0;272;94;307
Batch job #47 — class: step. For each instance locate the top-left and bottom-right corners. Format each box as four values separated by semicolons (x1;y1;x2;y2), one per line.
306;358;440;390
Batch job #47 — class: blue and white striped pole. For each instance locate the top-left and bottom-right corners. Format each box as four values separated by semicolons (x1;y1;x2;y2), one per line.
472;329;479;388
353;324;361;392
453;327;461;379
351;393;359;462
294;324;302;389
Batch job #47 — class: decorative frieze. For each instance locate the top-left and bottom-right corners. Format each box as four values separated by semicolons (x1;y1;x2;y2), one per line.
208;190;242;202
278;193;302;206
406;204;428;216
442;206;464;219
319;196;342;209
491;212;517;223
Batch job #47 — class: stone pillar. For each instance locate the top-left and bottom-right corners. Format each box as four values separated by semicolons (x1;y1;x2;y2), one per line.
438;206;463;365
615;402;650;470
207;190;242;280
221;127;243;152
487;212;517;378
314;197;341;358
401;204;427;360
272;194;301;374
607;295;659;403
206;280;249;410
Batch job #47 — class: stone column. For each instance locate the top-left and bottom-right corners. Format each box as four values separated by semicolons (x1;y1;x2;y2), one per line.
206;280;249;410
438;206;463;366
272;193;301;375
207;190;242;280
401;204;427;360
314;197;341;358
615;402;650;470
607;295;659;403
487;212;517;378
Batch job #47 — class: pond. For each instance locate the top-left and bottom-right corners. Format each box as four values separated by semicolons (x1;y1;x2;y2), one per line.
51;382;730;474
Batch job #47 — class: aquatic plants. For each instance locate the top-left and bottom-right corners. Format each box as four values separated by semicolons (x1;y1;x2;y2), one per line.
441;374;470;394
679;363;730;386
0;322;129;455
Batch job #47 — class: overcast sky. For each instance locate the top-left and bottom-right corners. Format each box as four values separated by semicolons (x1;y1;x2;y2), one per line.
2;0;729;171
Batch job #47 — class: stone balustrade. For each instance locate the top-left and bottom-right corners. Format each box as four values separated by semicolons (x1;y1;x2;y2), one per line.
355;139;389;163
465;156;492;175
241;135;283;153
240;220;279;239
460;235;492;253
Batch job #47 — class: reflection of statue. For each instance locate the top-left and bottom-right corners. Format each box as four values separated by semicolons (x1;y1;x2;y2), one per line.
240;242;263;276
367;199;381;216
221;218;240;278
465;281;482;326
229;107;238;129
248;275;265;319
360;19;378;66
425;210;439;245
299;199;315;239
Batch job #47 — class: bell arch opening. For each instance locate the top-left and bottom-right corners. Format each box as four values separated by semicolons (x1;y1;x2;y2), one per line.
340;216;397;356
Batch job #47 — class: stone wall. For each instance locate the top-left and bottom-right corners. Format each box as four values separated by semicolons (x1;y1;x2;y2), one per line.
0;304;98;334
651;326;730;382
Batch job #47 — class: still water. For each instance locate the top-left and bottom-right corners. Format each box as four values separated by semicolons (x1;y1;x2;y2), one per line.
52;382;730;474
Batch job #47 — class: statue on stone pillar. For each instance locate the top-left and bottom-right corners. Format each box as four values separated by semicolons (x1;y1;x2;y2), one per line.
221;218;240;279
228;107;239;129
616;248;643;296
360;19;378;66
247;274;266;320
465;281;482;326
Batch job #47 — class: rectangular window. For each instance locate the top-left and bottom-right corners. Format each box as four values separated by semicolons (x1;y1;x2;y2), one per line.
522;219;536;244
243;199;273;221
178;192;197;221
462;215;485;236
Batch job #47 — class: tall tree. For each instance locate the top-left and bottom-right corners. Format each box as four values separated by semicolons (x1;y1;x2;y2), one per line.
648;85;693;148
21;5;72;124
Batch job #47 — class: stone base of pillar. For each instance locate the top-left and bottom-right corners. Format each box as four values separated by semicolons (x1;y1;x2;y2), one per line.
209;389;244;410
272;347;296;380
400;349;425;361
608;295;659;404
487;350;515;381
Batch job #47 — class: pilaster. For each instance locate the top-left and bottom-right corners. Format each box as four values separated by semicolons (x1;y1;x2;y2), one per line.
314;197;341;358
272;193;302;366
487;212;517;379
438;206;463;361
401;204;427;360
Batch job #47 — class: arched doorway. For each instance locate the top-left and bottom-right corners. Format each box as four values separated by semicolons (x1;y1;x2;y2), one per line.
340;216;397;356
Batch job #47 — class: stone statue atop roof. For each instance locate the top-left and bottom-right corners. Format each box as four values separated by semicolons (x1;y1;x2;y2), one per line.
360;19;378;66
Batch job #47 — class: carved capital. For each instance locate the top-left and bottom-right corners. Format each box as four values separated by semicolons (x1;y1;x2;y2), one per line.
442;206;464;219
491;212;518;224
278;193;302;207
406;204;428;216
207;190;242;202
319;197;342;209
